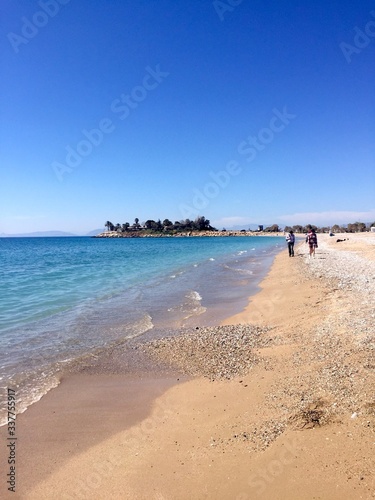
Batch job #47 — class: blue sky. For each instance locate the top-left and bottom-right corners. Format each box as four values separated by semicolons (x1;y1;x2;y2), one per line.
1;0;374;234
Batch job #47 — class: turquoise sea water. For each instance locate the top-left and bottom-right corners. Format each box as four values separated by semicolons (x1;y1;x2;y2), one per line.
0;236;282;423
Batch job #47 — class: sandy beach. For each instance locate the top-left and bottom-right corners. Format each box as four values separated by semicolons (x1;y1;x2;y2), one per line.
1;233;374;499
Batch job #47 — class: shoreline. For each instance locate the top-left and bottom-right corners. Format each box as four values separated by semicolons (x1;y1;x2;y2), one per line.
1;234;374;498
0;235;282;428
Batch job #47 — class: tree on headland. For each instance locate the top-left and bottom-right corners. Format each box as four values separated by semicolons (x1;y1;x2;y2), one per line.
331;224;343;233
145;220;158;230
265;224;279;232
163;219;173;228
347;221;366;233
195;216;211;230
132;218;141;230
105;221;114;232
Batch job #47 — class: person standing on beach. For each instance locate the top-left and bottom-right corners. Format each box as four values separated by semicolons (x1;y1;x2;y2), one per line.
306;228;318;258
286;230;295;257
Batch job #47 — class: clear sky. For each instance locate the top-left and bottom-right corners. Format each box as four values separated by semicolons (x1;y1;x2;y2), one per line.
1;0;374;234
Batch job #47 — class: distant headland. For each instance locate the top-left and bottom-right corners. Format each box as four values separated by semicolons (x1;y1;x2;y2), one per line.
94;217;375;238
95;229;279;238
95;216;277;238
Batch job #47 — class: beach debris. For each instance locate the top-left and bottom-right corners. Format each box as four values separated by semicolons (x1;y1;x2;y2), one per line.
288;399;333;430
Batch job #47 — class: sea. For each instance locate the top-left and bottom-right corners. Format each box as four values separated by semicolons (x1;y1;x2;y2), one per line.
0;235;283;424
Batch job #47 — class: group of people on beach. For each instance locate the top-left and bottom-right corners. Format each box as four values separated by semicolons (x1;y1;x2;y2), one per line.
285;228;318;258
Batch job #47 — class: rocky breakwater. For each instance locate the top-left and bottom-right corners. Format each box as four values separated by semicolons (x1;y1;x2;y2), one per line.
94;230;283;238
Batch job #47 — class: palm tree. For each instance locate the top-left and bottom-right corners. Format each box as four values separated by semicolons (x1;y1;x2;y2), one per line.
105;221;114;232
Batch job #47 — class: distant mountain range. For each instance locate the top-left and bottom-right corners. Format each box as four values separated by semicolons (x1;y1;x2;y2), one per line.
86;229;104;236
0;229;104;238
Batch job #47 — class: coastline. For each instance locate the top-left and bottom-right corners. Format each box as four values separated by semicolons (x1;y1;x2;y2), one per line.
0;235;283;428
1;234;374;498
94;230;286;238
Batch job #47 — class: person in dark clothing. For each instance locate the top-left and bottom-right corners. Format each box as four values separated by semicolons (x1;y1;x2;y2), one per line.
286;230;295;257
306;228;318;258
